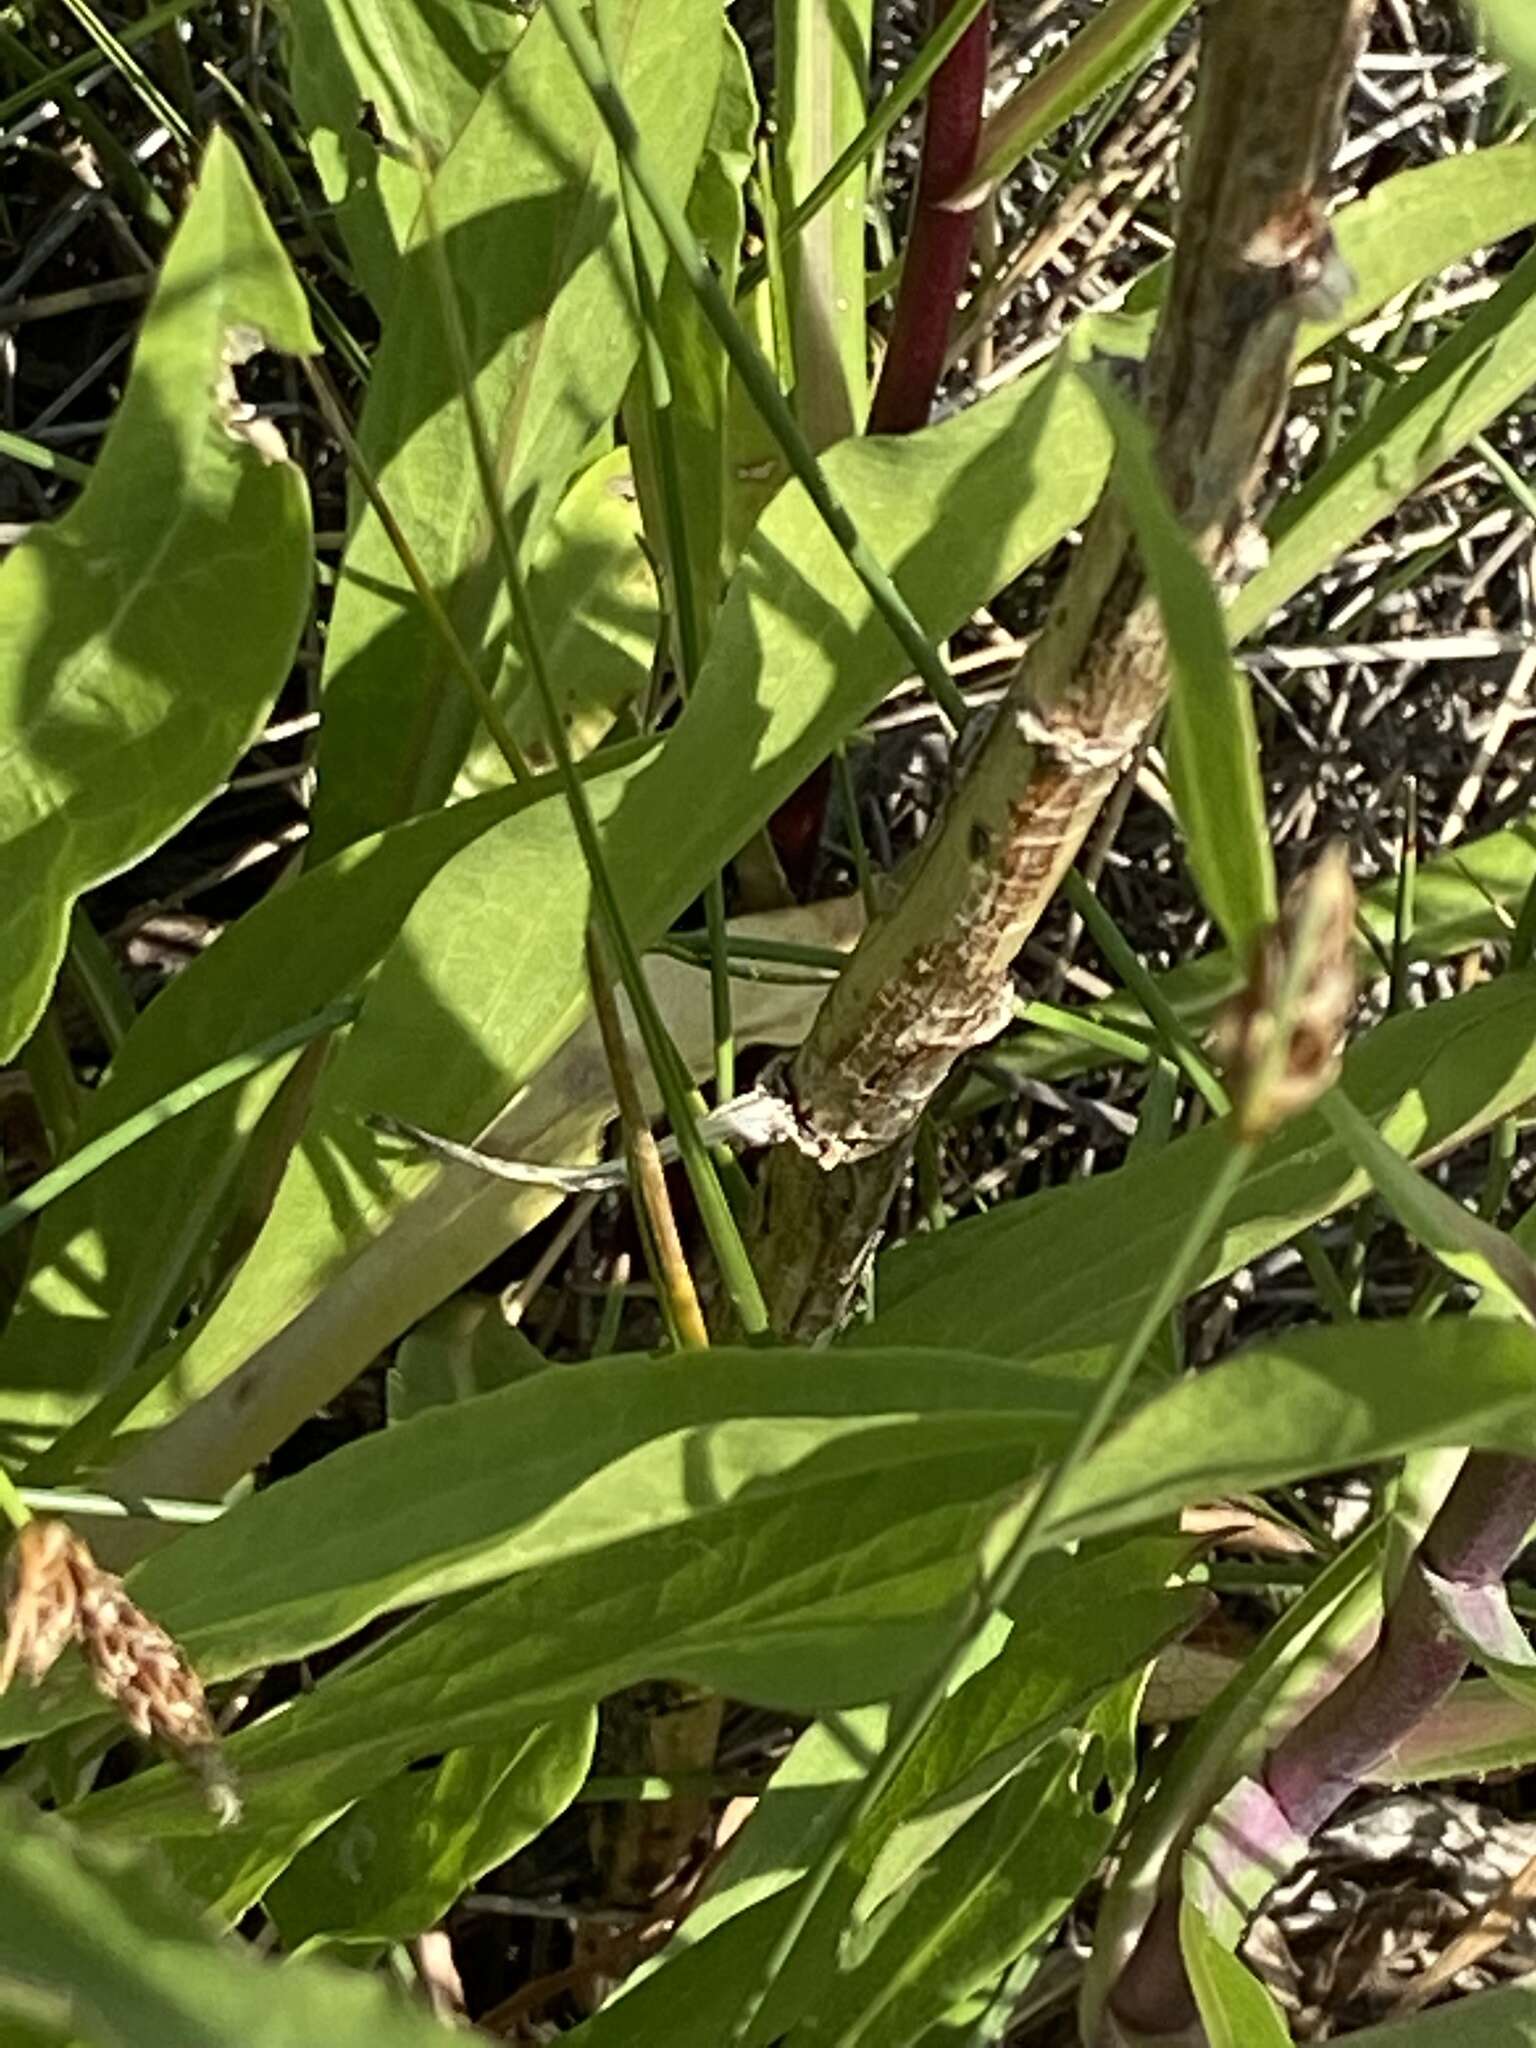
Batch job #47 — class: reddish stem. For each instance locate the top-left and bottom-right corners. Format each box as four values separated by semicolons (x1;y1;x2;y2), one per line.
1112;1451;1536;2039
868;0;992;434
767;2;992;883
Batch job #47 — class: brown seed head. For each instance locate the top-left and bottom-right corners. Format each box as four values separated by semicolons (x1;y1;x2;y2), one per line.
1;1518;240;1824
0;1518;85;1691
1216;846;1357;1141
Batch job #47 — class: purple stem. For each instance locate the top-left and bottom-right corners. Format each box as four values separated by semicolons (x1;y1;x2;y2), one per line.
1112;1451;1536;2038
867;0;992;435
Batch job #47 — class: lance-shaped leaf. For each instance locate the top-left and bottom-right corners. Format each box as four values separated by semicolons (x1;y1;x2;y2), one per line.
0;130;314;1064
308;0;718;859
97;359;1113;1508
283;0;522;312
1180;1899;1292;2048
0;1794;483;2048
266;1708;595;1950
871;972;1536;1361
954;0;1194;209
789;1691;1138;2047
0;781;538;1457
1318;1084;1536;1328
0;1344;1088;1756
1232;240;1536;641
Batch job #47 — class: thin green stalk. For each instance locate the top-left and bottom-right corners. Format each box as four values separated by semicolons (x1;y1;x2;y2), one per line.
833;746;880;923
18;1485;223;1526
301;359;530;786
590;1253;631;1358
1013;997;1154;1065
539;0;972;735
658;932;848;972
650;942;837;988
605;81;737;1105
739;0;993;297
0;427;92;485
754;138;799;391
0;997;358;1244
55;0;193;152
729;1134;1253;2046
66;907;135;1055
418;175;770;1337
1062;870;1230;1115
0;0;197;124
1390;776;1417;1013
0;1463;32;1532
1297;1228;1356;1324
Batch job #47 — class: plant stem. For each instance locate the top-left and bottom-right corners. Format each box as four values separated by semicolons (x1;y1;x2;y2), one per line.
868;0;992;434
586;929;710;1350
746;0;1370;1339
0;999;360;1245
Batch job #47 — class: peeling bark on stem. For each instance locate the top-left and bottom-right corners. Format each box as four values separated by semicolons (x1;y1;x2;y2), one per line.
749;0;1373;1338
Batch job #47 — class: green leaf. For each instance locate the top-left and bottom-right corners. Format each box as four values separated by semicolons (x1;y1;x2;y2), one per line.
775;0;870;445
0;130;314;1064
1380;1677;1536;1786
70;1471;1081;1914
790;1693;1136;2048
283;0;522;312
871;972;1536;1361
854;1539;1203;1922
309;0;719;858
1093;371;1275;951
1180;1901;1291;2048
0;1346;1087;1755
570;1547;1194;2048
1346;1978;1536;2044
1318;1085;1536;1326
267;1709;595;1949
0;780;540;1456
1301;142;1536;356
1474;1;1536;98
1232;240;1536;642
1051;1317;1536;1547
387;1294;547;1424
1096;143;1536;360
66;1315;1536;1908
457;446;658;793
102;356;1115;1506
624;21;756;611
0;1794;483;2048
957;0;1193;208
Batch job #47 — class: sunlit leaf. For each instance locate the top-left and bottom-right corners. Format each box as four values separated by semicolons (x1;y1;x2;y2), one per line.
267;1709;595;1949
0;132;314;1064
